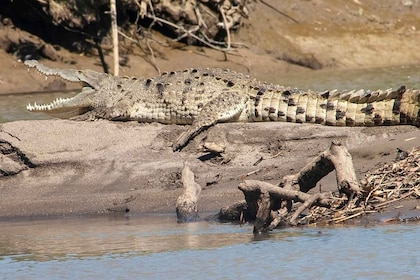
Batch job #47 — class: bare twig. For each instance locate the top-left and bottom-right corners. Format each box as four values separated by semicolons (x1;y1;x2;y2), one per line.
218;6;231;50
145;39;161;74
146;13;233;52
289;193;323;226
259;0;300;24
332;211;365;223
373;190;416;208
117;30;161;74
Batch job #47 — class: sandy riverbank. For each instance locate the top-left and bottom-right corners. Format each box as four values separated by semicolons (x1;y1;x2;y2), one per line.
0;0;419;222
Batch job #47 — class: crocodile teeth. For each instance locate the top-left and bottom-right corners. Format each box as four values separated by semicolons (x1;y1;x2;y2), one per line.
26;96;72;111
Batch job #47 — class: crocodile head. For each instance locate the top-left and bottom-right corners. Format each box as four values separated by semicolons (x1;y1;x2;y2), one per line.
25;60;109;118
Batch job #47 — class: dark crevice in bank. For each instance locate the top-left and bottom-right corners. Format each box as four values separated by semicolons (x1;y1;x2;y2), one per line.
0;139;36;176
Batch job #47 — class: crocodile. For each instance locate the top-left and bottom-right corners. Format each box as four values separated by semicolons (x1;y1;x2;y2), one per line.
25;60;420;151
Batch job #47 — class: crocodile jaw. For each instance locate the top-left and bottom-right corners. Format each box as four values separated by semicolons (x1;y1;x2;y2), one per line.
25;60;105;118
26;99;90;119
26;87;94;118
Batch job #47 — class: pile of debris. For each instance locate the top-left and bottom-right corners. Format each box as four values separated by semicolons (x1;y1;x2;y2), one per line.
273;146;420;228
177;142;420;233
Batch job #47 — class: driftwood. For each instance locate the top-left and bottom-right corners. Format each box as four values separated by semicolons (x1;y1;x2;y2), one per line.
360;147;420;209
238;180;333;233
175;142;420;232
234;143;420;233
175;162;202;222
217;200;248;222
237;140;360;233
279;140;360;198
137;0;251;49
175;141;359;229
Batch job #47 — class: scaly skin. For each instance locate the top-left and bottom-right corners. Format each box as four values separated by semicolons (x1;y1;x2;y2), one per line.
25;60;420;151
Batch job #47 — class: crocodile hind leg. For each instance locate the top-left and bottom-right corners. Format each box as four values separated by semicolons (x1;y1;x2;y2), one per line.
173;91;248;151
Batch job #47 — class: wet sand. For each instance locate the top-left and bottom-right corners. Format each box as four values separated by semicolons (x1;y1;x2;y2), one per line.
0;120;419;220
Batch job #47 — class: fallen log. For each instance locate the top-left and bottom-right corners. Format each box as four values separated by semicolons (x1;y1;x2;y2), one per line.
175;163;201;222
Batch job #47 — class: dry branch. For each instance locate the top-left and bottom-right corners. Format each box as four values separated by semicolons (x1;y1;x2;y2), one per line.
238;180;331;208
280;140;360;198
289;193;324;226
239;180;333;233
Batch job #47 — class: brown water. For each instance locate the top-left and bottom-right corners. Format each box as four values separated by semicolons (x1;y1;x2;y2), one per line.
0;65;419;279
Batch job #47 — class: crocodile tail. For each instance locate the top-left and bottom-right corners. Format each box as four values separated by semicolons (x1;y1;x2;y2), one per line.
261;86;420;127
400;87;420;127
322;86;420;127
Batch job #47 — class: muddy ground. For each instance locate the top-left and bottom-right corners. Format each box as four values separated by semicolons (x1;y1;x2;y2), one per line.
0;0;419;221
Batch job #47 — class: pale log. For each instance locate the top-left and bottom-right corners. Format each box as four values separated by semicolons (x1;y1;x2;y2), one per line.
176;163;201;222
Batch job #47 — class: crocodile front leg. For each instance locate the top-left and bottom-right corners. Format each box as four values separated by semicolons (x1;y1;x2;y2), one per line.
173;91;248;151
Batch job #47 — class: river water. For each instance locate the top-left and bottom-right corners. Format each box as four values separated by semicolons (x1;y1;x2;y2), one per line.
1;215;419;279
0;65;420;278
